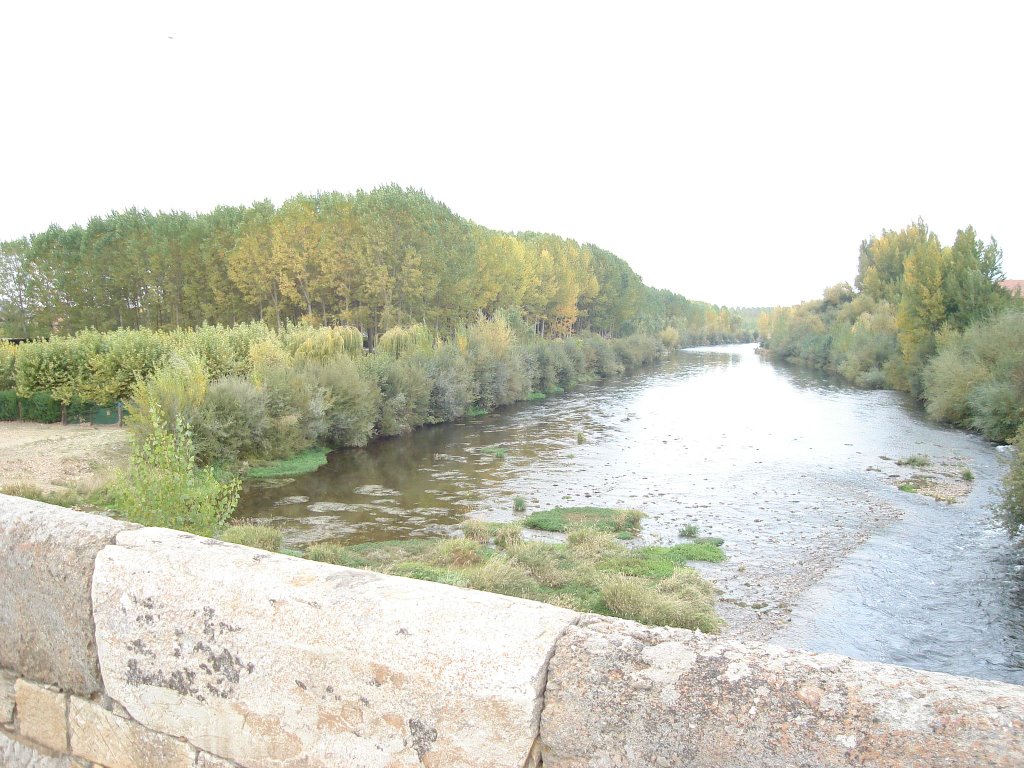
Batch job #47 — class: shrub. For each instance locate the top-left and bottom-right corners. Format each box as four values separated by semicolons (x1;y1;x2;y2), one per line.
679;523;700;538
581;334;623;378
172;324;245;379
106;410;239;537
366;355;432;436
288;325;364;364
466;315;530;409
1000;428;1024;536
84;328;170;405
0;342;16;390
220;524;283;552
423;344;474;422
15;333;100;416
21;392;61;422
375;324;434;358
969;380;1024;444
0;390;18;420
513;496;527;513
192;377;272;464
309;357;379;447
129;353;209;443
259;364;328;457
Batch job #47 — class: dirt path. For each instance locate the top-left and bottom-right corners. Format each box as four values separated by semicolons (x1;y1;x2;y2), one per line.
0;422;131;494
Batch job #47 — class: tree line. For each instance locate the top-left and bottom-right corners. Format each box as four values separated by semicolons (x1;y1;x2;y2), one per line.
757;220;1024;532
0;185;745;345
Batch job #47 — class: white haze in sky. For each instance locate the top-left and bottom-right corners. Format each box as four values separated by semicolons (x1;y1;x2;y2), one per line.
2;0;1021;308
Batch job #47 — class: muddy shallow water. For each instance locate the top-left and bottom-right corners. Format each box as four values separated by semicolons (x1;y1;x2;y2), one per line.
238;344;1023;684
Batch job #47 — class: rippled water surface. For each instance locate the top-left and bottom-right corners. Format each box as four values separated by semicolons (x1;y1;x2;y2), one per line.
237;344;1023;684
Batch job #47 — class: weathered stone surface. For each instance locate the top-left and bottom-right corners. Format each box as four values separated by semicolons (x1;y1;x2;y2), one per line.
93;526;577;768
0;496;136;693
1;669;16;725
14;679;67;754
68;696;194;768
540;616;1024;767
197;750;242;767
0;730;71;767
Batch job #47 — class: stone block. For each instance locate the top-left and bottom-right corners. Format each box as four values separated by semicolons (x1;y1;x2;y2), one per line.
68;696;194;768
14;679;66;753
540;615;1024;768
93;527;578;768
0;496;136;694
0;730;71;767
1;669;16;725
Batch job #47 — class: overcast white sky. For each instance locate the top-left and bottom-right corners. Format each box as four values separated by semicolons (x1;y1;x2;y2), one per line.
2;1;1021;307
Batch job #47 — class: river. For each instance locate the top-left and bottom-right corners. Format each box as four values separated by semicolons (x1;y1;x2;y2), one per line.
237;344;1023;685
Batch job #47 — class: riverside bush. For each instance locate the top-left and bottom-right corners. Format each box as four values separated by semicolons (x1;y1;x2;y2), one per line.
1000;428;1024;535
309;357;378;447
11;319;670;471
192;377;272;464
107;410;239;536
424;344;474;422
923;309;1024;443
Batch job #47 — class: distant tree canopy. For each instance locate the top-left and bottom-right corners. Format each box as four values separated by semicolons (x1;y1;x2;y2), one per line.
0;186;744;345
759;219;1015;397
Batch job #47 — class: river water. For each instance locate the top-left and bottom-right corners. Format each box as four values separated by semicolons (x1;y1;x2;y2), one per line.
238;344;1023;685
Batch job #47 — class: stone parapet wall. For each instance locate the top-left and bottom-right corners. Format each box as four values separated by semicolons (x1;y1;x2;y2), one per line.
2;494;1022;767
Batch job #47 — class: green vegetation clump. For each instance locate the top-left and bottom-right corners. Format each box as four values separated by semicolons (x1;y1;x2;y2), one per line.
679;523;699;538
524;507;644;537
219;524;283;552
104;410;240;537
896;454;931;468
245;448;329;478
1000;430;1024;535
513;496;527;513
898;483;917;493
482;446;507;459
0;483;91;509
461;519;492;543
300;523;724;632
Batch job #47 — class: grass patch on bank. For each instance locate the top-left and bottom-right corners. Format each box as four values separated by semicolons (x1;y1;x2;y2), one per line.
219;523;283;552
524;507;643;537
245;447;329;478
0;482;98;509
300;524;724;632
